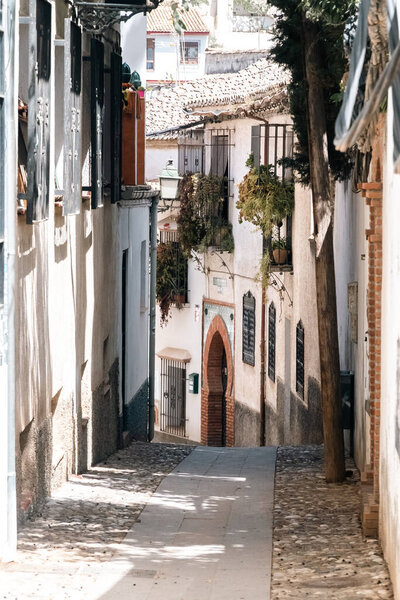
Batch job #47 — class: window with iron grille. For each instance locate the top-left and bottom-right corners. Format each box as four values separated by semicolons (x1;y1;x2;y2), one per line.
180;40;199;64
251;123;294;269
178;129;204;175
296;320;304;399
242;291;255;366
159;230;188;302
268;302;276;381
160;358;187;437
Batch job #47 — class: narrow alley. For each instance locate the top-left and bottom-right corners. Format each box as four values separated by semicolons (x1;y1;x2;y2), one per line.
0;441;393;599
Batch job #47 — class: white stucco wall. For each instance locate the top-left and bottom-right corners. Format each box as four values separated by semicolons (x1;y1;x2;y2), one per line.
121;14;147;86
334;180;370;469
146;141;178;181
379;93;400;600
146;33;208;83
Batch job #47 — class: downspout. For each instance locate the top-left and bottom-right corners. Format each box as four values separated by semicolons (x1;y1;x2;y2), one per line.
4;0;18;561
260;285;266;446
148;191;159;441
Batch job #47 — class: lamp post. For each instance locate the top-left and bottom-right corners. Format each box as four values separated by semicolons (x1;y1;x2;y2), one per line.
159;159;182;211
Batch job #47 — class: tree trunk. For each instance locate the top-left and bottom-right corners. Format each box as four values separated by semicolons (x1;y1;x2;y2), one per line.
303;18;345;483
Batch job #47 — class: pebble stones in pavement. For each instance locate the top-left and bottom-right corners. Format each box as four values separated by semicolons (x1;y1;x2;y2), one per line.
270;446;394;600
3;441;193;569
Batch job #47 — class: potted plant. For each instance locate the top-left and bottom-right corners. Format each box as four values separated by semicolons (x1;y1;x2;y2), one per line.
272;236;288;265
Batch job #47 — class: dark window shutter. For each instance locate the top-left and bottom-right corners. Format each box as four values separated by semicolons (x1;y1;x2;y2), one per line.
63;20;82;216
251;125;261;168
296;321;305;399
91;38;104;209
268;303;276;381
110;51;122;204
242;291;256;366
27;0;52;223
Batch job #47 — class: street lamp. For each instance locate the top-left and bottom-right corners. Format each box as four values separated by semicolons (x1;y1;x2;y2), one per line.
159;160;182;210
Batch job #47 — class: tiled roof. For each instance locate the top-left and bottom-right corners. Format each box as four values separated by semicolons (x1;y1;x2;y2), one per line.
146;58;289;139
147;2;209;33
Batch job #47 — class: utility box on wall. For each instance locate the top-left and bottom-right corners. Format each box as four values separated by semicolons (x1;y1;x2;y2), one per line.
189;373;199;394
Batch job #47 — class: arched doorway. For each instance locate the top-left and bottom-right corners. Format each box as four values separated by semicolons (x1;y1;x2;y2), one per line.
202;315;234;446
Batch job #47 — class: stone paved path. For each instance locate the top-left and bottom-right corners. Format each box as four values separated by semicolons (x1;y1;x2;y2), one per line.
270;446;394;599
0;441;193;599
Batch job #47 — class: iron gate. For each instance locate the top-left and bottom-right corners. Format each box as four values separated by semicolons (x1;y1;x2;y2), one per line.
160;358;187;437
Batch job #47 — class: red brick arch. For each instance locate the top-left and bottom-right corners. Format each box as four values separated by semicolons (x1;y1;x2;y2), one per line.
202;315;234;446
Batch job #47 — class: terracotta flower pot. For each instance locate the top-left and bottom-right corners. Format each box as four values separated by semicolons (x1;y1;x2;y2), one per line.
273;248;288;265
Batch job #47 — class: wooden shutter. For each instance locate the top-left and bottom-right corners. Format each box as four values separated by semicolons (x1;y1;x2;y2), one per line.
268;303;276;382
90;38;104;209
296;321;305;399
110;51;122;203
251;125;261;168
63;20;82;215
242;291;255;366
27;0;52;223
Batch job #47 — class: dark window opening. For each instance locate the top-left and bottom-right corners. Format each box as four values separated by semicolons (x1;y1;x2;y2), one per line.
251;123;294;270
180;40;199;64
160;358;187;437
158;230;188;302
37;0;51;81
296;320;304;400
268;302;276;381
242;291;255;366
70;22;82;94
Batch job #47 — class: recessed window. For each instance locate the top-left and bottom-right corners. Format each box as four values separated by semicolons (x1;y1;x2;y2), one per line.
268;303;276;381
242;291;255;366
147;38;155;70
180;41;199;64
296;320;304;399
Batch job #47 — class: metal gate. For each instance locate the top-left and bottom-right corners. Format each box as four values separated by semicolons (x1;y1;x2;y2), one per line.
160;358;187;437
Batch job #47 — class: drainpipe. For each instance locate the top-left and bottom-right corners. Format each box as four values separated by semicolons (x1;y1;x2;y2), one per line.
260;285;266;446
3;0;18;561
148;192;159;442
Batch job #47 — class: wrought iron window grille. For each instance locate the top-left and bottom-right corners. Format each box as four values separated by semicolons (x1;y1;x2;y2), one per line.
160;358;187;437
159;230;188;302
268;302;276;382
296;320;305;400
242;291;255;366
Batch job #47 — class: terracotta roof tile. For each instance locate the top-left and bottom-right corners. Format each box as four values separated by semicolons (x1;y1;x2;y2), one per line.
147;3;209;33
146;57;289;139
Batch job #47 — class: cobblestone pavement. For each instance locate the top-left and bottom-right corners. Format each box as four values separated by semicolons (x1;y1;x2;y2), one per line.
0;441;193;598
271;446;394;600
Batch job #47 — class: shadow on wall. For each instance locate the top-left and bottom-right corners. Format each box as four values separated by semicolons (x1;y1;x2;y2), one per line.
265;376;323;445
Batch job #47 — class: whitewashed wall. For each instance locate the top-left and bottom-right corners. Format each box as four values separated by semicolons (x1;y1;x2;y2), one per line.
146;33;208;83
379;92;400;600
121;14;147;85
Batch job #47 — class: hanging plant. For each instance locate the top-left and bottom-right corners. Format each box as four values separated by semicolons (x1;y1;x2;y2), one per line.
237;156;294;287
156;241;186;325
177;173;234;254
237;158;294;239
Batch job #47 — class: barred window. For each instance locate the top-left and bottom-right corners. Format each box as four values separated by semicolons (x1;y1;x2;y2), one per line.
268;303;276;381
296;321;305;399
242;291;255;366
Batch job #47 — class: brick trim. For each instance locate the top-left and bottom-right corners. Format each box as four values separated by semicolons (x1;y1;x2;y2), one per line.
202;315;234;446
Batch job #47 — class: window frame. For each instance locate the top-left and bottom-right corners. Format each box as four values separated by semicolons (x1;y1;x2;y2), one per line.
180;40;199;64
242;291;256;367
268;302;276;382
296;320;305;400
146;38;155;70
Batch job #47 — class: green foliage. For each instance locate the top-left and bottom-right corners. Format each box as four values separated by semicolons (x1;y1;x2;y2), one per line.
171;0;207;34
237;162;294;239
271;236;287;250
177;173;235;254
269;0;357;183
156;242;185;325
